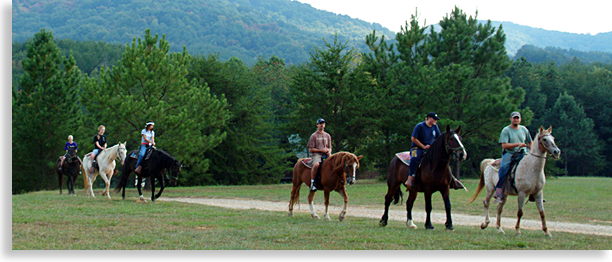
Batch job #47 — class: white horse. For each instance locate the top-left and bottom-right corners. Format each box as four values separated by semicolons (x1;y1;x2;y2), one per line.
468;126;560;236
82;142;127;199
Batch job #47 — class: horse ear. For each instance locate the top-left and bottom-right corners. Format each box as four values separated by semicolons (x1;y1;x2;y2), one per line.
445;125;450;133
539;126;544;134
357;155;363;161
547;126;552;133
455;125;462;135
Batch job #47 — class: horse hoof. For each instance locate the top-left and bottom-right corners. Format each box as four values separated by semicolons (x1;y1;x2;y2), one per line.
379;220;387;227
312;215;320;219
426;227;435;230
288;212;293;217
446;227;454;231
480;223;488;229
545;233;552;237
339;216;345;222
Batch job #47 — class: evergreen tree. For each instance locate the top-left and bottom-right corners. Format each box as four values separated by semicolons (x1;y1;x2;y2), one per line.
288;35;376;161
12;29;82;193
81;29;229;186
541;92;604;176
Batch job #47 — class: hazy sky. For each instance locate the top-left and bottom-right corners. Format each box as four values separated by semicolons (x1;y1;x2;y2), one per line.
295;0;611;35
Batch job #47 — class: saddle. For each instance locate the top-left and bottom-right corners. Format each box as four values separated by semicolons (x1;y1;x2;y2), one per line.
85;152;100;171
301;156;327;189
495;152;525;193
130;147;155;173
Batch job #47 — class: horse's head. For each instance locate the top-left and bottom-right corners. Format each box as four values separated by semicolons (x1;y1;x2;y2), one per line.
332;152;363;185
537;126;561;159
168;159;181;186
445;125;467;161
66;146;77;160
117;141;128;165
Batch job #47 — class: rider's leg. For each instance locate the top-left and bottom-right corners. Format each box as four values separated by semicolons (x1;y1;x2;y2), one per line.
310;155;321;191
494;152;513;202
59;156;65;170
90;151;97;173
135;144;146;174
405;147;421;187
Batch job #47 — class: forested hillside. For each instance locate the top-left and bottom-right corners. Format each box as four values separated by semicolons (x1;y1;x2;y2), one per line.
12;0;394;65
514;44;612;64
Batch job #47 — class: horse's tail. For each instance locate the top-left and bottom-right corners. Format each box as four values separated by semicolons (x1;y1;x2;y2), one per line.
468;159;492;205
81;164;88;189
393;187;403;205
289;161;302;208
114;159;130;193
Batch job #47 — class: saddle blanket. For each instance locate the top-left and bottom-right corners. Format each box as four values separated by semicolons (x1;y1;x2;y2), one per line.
396;151;411;166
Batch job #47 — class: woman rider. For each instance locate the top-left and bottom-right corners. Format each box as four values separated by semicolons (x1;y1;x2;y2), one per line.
134;121;155;174
90;125;107;173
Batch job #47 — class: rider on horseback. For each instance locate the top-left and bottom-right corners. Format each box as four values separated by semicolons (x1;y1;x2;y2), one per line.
90;125;107;174
59;135;82;170
307;118;332;192
404;112;441;188
494;111;533;203
134;121;155;175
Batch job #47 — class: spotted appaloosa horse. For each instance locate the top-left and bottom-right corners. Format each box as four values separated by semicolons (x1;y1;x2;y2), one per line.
289;152;363;221
469;126;560;237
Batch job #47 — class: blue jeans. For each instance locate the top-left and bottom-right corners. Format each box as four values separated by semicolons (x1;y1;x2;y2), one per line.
135;144;147;167
408;147;424;177
496;151;525;189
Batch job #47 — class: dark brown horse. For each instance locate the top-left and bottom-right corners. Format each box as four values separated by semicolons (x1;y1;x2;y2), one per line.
289;152;363;221
379;125;467;230
56;147;81;195
115;148;181;202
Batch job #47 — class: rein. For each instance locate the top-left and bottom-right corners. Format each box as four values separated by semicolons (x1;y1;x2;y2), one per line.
528;134;552;159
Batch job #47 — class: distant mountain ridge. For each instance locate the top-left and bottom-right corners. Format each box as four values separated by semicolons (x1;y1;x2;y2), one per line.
12;0;612;64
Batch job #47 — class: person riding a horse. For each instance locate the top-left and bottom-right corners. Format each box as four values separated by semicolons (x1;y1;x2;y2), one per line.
59;135;82;170
90;125;107;174
404;112;442;188
494;111;533;203
135;121;155;175
307;118;332;192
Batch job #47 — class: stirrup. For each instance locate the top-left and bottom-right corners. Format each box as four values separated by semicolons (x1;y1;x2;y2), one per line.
310;184;317;191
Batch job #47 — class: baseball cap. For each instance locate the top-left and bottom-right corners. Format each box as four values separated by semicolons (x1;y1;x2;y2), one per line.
510;111;521;118
317;118;325;124
426;112;440;120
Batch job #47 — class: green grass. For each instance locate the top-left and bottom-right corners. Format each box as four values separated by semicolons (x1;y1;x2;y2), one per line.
12;177;612;250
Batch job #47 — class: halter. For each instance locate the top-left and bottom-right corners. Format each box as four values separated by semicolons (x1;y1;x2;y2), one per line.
528;133;553;159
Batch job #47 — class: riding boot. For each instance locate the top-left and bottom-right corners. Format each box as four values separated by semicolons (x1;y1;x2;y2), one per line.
135;166;142;175
493;187;504;204
404;175;415;188
449;174;466;190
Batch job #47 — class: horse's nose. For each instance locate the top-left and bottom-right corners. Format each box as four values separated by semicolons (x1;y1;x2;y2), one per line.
553;149;561;159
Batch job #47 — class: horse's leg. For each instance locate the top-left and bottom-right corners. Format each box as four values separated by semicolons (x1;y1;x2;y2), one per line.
515;192;527;236
424;191;434;230
58;171;63;195
441;188;453;231
323;190;331;221
481;185;495;229
137;176;146;202
150;175;157;201
339;188;349;222
534;191;551;237
308;190;319;219
406;190;418;229
99;171;111;199
289;183;298;217
380;182;400;227
154;174;165;200
87;173;96;198
495;197;507;234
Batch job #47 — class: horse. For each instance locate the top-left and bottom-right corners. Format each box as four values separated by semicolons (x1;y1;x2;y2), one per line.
379;125;467;230
56;147;81;195
288;151;363;221
115;147;181;202
468;126;560;236
81;142;128;199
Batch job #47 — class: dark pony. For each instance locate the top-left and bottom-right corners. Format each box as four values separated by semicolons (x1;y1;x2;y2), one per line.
379;125;467;230
56;147;80;195
115;148;181;202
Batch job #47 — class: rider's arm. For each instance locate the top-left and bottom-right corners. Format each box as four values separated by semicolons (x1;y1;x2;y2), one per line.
95;141;102;150
411;136;426;149
142;134;154;144
501;142;527;149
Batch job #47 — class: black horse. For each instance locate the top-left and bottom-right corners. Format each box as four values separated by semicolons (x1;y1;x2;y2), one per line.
115;148;181;202
56;147;81;195
379;125;467;230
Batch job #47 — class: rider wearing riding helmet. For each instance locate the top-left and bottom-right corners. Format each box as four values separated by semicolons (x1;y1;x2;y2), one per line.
134;121;155;175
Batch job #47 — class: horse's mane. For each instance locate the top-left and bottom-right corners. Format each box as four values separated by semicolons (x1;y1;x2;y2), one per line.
327;151;359;175
151;148;178;169
419;131;451;170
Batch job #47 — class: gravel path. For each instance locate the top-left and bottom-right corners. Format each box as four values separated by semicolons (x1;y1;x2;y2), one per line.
157;197;612;236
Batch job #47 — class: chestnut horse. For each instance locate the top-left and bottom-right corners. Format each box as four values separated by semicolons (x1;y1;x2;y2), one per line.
288;152;363;221
468;126;560;236
379;125;467;230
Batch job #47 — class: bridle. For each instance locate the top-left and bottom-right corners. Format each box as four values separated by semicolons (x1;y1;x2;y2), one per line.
529;133;554;159
445;133;465;159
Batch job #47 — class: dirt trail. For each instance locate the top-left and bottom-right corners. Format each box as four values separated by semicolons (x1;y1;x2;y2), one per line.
157;197;612;237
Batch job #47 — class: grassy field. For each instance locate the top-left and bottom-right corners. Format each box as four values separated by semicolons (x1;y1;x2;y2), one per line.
12;176;612;250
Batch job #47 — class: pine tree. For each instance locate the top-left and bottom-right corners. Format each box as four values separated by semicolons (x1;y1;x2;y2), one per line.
81;29;229;185
13;29;82;193
542;92;604;176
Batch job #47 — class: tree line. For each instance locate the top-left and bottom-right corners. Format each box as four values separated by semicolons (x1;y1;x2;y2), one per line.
12;7;612;194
